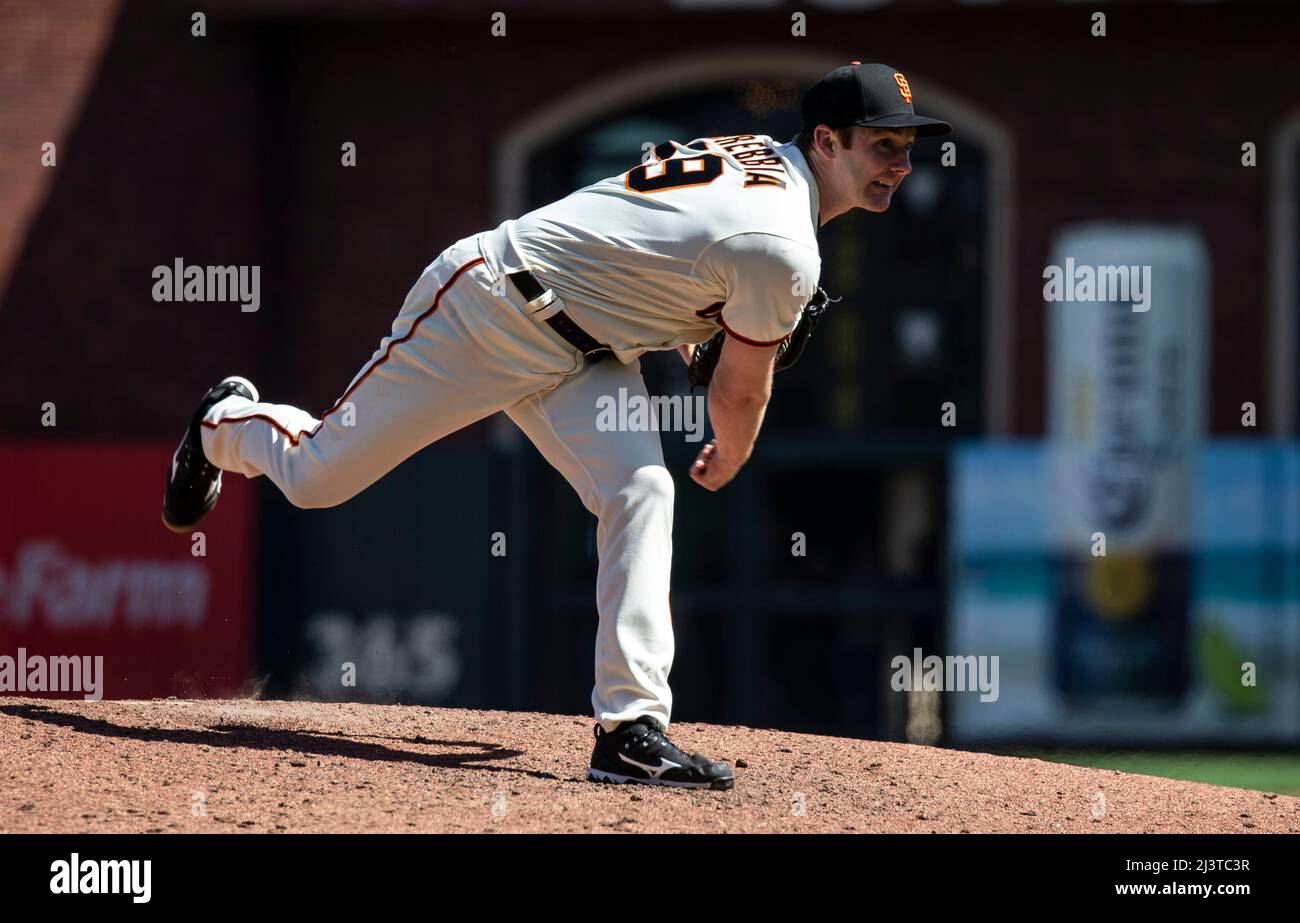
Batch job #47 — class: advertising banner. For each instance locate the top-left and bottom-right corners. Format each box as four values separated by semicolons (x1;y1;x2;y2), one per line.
1047;225;1207;708
949;442;1300;745
0;442;253;699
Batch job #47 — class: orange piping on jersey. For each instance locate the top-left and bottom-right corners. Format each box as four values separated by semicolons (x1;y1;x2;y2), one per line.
718;315;790;348
695;301;725;319
202;256;486;446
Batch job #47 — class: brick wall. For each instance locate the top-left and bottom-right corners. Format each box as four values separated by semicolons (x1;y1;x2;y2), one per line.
0;0;121;307
1;0;1296;436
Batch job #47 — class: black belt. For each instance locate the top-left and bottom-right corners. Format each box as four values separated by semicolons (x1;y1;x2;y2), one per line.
507;270;612;359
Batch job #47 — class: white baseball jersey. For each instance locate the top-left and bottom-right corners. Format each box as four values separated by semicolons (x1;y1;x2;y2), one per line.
478;133;822;362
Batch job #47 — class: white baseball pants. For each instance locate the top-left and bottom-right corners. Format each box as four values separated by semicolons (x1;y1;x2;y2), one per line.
200;234;674;732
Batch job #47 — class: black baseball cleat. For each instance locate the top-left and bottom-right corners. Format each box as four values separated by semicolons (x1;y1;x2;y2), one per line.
587;715;735;790
161;375;258;534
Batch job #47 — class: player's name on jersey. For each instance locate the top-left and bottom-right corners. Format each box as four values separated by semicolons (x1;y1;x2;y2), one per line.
700;134;791;189
151;258;260;313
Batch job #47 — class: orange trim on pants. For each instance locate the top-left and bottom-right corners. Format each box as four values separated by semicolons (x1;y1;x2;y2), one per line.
201;256;486;446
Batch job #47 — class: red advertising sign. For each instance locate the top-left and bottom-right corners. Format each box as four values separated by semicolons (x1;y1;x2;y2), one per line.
0;442;253;699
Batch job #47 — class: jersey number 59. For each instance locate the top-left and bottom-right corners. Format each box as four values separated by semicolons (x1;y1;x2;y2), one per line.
625;152;724;193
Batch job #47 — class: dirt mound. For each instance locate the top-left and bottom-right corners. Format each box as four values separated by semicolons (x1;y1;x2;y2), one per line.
2;698;1295;833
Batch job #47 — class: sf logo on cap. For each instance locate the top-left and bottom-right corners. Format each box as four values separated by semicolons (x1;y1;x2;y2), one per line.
893;72;912;104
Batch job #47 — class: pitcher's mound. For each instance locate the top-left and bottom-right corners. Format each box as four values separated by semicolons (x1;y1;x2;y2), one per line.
2;698;1295;833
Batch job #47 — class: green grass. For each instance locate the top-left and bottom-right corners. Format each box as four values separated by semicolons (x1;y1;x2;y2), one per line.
1007;750;1300;796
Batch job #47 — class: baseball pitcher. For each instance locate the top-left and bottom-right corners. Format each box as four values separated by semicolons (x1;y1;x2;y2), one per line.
161;63;950;790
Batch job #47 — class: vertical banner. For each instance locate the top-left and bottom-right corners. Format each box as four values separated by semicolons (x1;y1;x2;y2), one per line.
0;442;253;699
1047;226;1207;708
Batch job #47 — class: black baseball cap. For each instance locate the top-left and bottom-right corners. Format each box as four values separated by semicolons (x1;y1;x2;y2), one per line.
801;62;951;137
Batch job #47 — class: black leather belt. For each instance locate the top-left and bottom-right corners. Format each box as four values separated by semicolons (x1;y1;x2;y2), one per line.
507;270;612;360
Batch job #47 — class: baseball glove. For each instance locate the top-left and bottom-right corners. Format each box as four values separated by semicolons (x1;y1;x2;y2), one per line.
686;286;834;389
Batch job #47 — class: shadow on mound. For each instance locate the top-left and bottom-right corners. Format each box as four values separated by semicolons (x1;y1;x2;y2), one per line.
0;703;561;781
